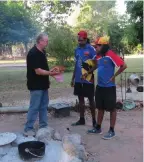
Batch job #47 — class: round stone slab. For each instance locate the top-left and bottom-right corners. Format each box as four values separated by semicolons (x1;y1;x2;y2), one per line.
0;132;17;146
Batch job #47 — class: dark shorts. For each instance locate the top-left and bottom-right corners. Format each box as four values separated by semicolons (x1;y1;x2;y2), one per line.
95;85;116;112
74;82;94;98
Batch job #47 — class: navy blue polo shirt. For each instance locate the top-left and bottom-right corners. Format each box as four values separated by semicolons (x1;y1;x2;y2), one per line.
74;44;96;84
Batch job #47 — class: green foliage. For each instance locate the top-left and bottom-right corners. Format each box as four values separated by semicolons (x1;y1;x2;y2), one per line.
75;1;125;52
0;1;38;45
29;0;78;26
75;0;143;54
126;1;143;44
0;0;143;57
45;23;77;65
133;44;143;54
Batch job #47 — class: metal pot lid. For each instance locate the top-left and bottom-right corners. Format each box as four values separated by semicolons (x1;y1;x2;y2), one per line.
0;132;17;146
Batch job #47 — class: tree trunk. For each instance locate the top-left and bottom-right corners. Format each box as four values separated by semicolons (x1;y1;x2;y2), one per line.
0;46;3;56
24;42;28;56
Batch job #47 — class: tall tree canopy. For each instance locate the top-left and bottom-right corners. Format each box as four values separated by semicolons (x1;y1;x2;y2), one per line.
126;1;143;45
0;1;37;45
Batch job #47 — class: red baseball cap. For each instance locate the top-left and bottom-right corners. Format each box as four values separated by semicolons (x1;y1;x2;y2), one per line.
78;30;87;39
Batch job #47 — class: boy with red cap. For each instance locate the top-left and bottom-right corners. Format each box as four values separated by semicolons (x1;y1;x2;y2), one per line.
88;37;127;139
87;36;127;139
71;30;97;127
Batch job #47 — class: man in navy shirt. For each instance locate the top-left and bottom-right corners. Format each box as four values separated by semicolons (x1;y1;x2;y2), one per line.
71;31;97;127
88;36;127;139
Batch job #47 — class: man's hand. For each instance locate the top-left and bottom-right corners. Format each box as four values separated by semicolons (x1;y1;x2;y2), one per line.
49;71;61;76
35;68;60;76
50;67;60;73
108;76;115;83
50;66;65;73
107;63;127;84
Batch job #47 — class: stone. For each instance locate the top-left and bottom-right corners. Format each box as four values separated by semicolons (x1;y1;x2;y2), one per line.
63;139;77;157
53;131;62;141
36;127;54;144
36;140;81;162
0;131;85;162
76;145;88;162
1;147;23;162
0;144;12;157
62;134;87;161
70;158;82;162
12;133;36;146
63;134;81;145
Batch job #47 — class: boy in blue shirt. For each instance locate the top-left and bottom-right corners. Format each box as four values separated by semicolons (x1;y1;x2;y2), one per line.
71;31;97;127
88;36;127;139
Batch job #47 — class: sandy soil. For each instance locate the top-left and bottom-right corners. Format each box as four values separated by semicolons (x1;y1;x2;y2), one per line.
0;66;143;162
0;87;76;106
0;109;143;162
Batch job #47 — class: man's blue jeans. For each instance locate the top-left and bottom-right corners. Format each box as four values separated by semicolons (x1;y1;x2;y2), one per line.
24;90;49;131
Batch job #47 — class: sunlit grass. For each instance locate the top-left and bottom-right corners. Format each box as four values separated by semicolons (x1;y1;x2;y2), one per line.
0;57;143;92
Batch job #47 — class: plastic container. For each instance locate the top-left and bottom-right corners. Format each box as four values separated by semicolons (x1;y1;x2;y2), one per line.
53;73;64;82
123;99;136;111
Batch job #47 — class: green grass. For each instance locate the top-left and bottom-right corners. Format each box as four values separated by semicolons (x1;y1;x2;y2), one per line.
0;67;72;91
0;68;27;91
0;57;143;92
124;57;143;72
50;72;72;88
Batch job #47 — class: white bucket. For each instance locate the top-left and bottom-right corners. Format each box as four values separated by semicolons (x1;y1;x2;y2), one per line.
129;74;140;86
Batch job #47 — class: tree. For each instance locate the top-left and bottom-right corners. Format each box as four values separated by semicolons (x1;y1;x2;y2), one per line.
45;23;77;65
0;1;38;55
75;1;125;52
74;0;143;53
126;1;143;45
26;0;80;26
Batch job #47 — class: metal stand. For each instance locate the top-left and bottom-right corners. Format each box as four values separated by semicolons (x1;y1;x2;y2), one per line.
120;73;123;102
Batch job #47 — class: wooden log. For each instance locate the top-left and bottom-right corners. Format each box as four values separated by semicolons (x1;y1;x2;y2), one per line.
0;106;29;113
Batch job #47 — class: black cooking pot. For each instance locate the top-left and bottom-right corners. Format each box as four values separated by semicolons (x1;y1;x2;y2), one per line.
18;141;45;160
137;86;143;92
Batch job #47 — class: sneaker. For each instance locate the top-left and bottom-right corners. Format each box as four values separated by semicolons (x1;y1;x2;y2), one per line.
87;128;102;134
23;130;36;137
102;130;115;140
93;120;97;128
71;119;85;126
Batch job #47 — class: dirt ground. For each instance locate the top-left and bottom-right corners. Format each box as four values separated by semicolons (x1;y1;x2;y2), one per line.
0;109;143;162
0;87;75;106
0;65;143;106
0;66;143;162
